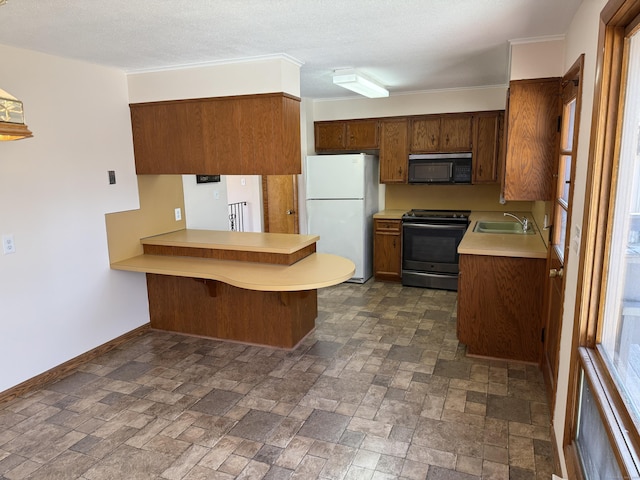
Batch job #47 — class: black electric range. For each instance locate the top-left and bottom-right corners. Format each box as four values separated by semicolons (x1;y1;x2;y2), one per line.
401;209;471;290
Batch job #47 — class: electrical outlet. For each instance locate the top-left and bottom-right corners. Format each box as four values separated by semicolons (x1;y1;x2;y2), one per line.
214;190;220;200
174;208;182;221
241;177;246;186
3;234;16;255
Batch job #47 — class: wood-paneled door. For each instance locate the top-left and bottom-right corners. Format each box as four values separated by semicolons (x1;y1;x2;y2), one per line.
262;175;299;234
542;55;584;413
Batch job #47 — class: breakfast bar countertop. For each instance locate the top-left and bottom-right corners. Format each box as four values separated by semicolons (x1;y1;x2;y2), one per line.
141;229;320;254
458;211;548;259
111;252;355;291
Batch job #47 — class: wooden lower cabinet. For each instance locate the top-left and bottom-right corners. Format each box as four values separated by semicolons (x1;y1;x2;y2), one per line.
457;254;546;362
374;219;402;282
146;274;317;349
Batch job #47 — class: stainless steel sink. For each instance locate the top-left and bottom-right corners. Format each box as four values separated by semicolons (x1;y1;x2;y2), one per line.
473;221;535;235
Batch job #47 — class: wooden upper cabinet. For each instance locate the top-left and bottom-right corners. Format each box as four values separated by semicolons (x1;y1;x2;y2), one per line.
130;101;206;174
472;111;503;184
314;119;379;152
440;114;473;151
410;114;473;153
346;120;379;149
130;93;301;175
314;122;346;151
503;78;561;201
379;118;408;184
410;116;440;152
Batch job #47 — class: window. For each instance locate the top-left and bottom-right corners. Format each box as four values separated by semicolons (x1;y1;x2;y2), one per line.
566;1;640;478
600;30;640;421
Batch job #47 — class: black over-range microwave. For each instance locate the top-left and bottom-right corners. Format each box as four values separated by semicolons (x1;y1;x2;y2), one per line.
408;152;472;184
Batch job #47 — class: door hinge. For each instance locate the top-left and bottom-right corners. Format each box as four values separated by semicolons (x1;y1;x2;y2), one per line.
541;327;545;343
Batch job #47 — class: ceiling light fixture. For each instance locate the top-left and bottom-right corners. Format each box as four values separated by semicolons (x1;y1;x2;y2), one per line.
0;89;33;141
332;69;389;98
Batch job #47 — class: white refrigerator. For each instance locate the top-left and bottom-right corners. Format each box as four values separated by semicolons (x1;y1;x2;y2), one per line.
305;153;379;283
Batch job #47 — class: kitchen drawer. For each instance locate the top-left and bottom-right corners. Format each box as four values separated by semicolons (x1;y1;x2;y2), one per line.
375;219;401;232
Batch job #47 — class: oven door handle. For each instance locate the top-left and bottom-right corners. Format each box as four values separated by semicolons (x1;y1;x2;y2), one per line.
403;223;468;231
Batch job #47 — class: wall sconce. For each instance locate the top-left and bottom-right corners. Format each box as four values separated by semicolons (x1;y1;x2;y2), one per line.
332;69;389;98
0;88;33;141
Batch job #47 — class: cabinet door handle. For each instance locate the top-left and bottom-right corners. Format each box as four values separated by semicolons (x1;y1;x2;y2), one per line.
286;210;295;215
549;268;564;278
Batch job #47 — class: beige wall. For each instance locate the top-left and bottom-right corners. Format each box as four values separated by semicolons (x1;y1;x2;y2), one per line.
127;55;301;103
105;175;186;263
385;184;532;213
510;37;566;80
313;86;507;121
0;45;148;393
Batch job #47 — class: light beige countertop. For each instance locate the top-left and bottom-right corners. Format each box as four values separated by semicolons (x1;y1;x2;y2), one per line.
458;211;548;259
141;229;320;254
373;209;405;220
111;252;355;292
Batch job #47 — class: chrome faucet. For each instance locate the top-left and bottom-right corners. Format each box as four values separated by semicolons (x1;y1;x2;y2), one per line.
504;212;530;232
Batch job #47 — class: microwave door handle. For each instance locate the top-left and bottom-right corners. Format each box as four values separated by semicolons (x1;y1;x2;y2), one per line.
449;163;453;179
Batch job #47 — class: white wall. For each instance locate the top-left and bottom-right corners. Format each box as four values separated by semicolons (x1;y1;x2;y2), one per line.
0;45;147;392
182;175;229;230
553;0;608;475
226;175;262;232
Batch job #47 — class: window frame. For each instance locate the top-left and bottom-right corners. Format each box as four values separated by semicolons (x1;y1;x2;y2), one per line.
565;0;640;478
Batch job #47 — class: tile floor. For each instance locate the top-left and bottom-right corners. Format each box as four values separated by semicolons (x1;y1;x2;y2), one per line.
0;281;553;479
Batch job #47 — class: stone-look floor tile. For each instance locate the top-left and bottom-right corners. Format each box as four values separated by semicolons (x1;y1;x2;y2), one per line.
508;435;536;470
83;444;174;480
486;395;531;423
218;453;250;476
289;454;325;479
353;448;381;469
297;410;350;443
0;281;554;480
160;444;209;480
400;459;429;480
5;459;41;480
236;459;270;479
274;436;314;469
456;455;483;476
481;460;509;480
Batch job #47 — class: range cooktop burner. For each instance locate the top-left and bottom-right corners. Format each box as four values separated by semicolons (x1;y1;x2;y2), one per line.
402;209;470;222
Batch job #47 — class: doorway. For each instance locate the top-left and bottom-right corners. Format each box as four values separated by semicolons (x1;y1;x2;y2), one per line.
542;54;584;413
262;175;299;234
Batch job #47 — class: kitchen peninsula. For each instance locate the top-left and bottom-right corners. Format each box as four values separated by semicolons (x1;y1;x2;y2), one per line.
111;229;355;349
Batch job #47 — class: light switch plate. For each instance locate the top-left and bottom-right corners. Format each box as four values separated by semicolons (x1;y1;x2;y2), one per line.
174;208;182;221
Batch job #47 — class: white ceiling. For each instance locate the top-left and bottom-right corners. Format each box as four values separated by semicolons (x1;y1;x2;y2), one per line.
0;0;582;99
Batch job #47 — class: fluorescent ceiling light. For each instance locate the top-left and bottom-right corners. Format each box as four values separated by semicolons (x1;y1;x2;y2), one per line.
332;69;389;98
